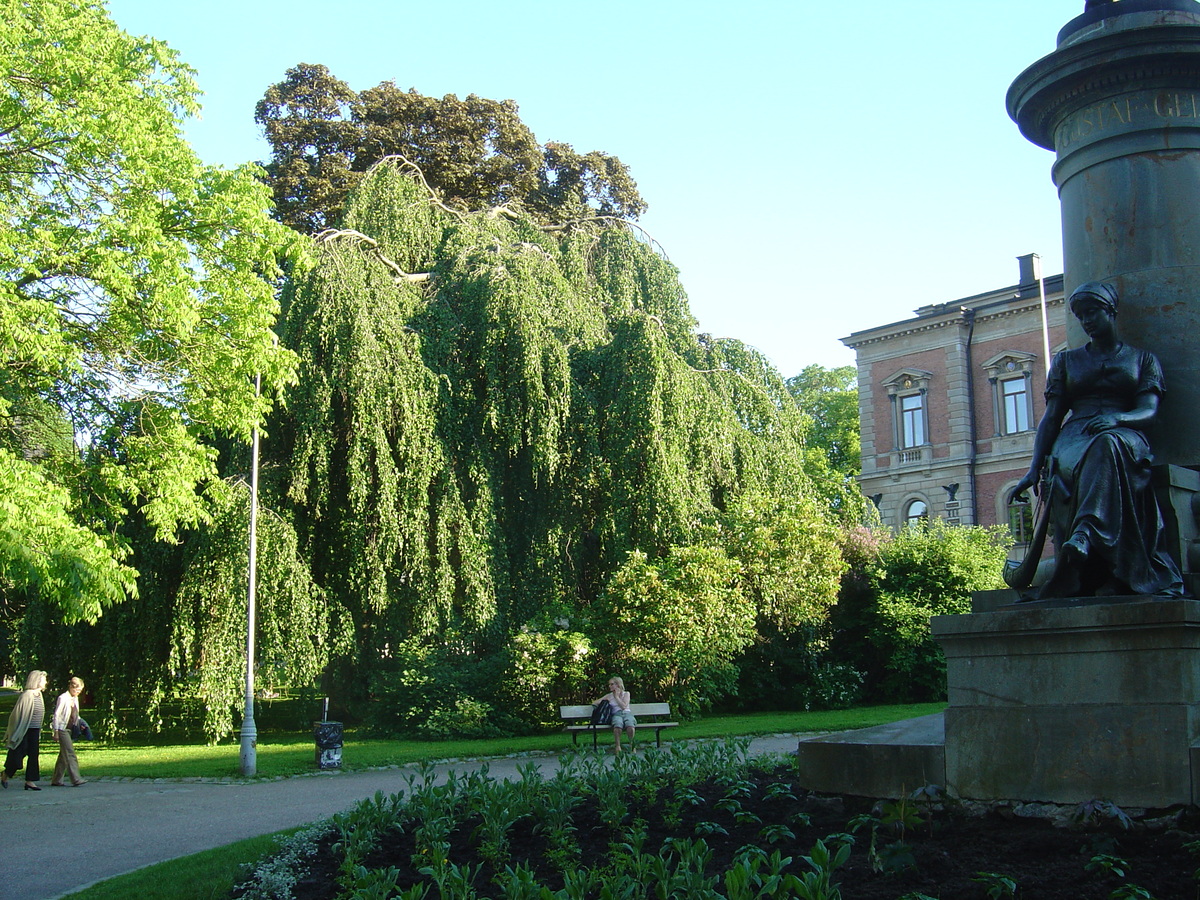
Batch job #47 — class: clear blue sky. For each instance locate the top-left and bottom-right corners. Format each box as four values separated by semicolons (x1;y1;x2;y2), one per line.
107;0;1084;377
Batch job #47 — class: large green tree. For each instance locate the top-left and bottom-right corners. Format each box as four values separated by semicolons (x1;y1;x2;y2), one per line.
0;1;303;627
787;364;860;477
256;63;647;233
270;160;846;724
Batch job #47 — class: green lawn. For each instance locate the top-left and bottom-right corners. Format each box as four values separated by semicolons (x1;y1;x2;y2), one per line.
63;703;944;780
61;829;304;900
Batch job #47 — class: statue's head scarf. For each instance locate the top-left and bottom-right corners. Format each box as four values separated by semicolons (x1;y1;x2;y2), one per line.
1069;281;1119;317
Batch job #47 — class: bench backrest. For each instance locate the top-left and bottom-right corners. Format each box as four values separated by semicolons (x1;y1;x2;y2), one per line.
560;702;671;720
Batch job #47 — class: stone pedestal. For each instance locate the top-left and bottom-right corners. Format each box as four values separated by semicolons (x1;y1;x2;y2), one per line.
932;597;1200;808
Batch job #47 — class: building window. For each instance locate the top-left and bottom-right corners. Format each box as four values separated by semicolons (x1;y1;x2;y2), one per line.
1008;497;1033;544
983;352;1037;437
1001;377;1030;434
900;394;925;448
905;499;929;526
883;368;933;456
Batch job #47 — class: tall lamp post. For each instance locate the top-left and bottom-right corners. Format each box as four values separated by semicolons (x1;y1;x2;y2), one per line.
240;375;261;777
1032;253;1051;382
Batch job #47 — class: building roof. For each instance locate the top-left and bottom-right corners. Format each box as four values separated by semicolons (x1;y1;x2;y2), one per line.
840;274;1064;350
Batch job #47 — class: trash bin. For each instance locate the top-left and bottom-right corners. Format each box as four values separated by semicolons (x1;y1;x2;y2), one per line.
314;720;343;769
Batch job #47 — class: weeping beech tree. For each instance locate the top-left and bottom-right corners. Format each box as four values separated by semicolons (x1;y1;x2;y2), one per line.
269;159;850;725
21;159;851;738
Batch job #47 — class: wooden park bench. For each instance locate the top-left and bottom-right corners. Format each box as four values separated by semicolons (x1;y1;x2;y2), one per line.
559;702;679;750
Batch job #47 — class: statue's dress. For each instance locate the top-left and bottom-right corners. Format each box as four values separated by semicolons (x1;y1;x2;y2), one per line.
1042;343;1184;597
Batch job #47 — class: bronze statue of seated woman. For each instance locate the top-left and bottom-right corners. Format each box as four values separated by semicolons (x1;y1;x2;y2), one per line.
1007;282;1185;599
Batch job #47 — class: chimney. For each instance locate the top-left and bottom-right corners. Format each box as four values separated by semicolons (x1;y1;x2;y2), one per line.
1017;253;1042;288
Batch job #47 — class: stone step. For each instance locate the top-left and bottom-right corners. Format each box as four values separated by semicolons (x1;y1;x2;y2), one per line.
793;713;946;799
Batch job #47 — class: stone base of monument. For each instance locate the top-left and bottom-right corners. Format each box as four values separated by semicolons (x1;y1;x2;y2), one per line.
936;596;1200;808
793;596;1200;808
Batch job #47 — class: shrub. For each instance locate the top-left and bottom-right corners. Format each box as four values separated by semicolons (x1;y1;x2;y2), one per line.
730;624;864;712
595;546;756;717
831;521;1008;702
364;635;517;739
502;626;595;727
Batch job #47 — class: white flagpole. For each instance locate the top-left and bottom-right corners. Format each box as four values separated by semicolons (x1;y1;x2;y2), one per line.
240;374;261;777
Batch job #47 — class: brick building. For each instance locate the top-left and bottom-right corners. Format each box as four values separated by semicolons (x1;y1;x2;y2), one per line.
840;256;1067;556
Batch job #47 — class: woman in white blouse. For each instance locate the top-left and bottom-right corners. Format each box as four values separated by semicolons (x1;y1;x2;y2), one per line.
594;676;637;754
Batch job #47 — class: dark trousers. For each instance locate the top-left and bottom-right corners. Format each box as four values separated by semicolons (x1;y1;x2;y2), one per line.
4;728;40;783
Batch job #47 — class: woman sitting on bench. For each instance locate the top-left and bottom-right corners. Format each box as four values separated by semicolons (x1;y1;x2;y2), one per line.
595;676;637;753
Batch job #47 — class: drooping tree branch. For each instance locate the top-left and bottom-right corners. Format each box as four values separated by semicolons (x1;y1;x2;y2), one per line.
314;227;432;283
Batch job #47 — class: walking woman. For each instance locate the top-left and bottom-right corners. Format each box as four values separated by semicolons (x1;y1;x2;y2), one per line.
51;676;87;787
3;669;48;790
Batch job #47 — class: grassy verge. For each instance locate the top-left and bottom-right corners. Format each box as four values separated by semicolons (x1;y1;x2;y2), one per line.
69;703;944;780
60;828;302;900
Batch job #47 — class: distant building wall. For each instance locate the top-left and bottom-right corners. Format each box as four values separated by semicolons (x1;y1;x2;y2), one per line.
841;257;1067;558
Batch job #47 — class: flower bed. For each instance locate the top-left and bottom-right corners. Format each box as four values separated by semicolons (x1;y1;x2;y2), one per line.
231;740;1200;899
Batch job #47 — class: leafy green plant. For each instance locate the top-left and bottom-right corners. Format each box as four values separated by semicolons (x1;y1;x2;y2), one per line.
832;520;1009;702
330;790;408;879
657;837;720;897
714;797;744;814
341;864;404;900
720;777;757;799
758;823;796;845
791;837;852;900
1083;851;1153;899
909;783;952;810
1087;854;1129;879
1109;886;1155;900
532;772;581;872
873;839;917;875
764;781;798;802
1184;838;1200;881
973;871;1018;899
723;849;796;900
846;799;922;875
416;859;483;898
493;862;542;900
879;796;925;838
660;801;683;830
593;768;629;829
473;794;525;865
1072;800;1134;830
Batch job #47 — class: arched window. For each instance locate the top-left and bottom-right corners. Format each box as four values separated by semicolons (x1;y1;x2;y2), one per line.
905;499;928;526
1008;495;1033;545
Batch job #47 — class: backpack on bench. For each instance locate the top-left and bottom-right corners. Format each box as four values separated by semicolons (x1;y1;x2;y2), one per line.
590;699;613;727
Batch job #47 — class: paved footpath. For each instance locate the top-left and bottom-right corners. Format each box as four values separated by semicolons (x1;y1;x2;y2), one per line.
2;734;800;900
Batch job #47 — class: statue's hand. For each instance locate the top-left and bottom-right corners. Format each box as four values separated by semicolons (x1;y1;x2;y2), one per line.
1010;470;1038;504
1085;414;1119;434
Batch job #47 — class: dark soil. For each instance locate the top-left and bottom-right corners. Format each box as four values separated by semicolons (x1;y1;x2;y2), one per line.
239;766;1200;899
